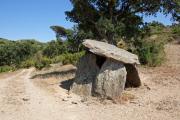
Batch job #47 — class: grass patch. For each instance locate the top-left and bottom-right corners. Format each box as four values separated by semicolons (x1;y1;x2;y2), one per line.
0;66;16;73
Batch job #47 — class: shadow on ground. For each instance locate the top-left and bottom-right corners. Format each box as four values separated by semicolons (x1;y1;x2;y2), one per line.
59;78;74;90
31;69;76;79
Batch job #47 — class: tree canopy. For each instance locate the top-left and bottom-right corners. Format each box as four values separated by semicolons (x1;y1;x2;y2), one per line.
65;0;180;44
50;25;93;52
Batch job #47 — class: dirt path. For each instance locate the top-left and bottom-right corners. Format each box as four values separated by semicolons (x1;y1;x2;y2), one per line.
0;43;179;120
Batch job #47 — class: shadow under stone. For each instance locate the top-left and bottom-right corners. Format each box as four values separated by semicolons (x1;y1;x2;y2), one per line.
59;78;74;91
124;64;141;88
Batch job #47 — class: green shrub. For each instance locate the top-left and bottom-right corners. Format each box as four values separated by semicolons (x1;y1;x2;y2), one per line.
135;40;165;67
172;24;180;36
35;57;52;70
20;59;35;68
0;66;15;73
34;62;45;70
43;40;67;58
18;52;52;70
52;51;85;65
0;39;43;66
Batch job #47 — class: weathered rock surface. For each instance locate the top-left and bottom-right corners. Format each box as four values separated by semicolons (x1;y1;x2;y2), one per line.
94;59;127;99
71;40;141;99
71;53;100;96
83;39;140;64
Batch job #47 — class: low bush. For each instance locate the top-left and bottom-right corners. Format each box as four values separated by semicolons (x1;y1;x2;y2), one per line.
43;40;67;58
172;24;180;37
135;39;165;67
34;56;52;70
19;52;52;70
19;51;84;70
20;59;35;68
52;51;85;65
0;66;15;73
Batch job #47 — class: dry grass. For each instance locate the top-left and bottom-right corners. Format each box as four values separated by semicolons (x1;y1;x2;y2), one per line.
109;92;136;104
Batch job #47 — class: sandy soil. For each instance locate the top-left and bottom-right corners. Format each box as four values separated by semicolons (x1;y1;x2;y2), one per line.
0;43;179;120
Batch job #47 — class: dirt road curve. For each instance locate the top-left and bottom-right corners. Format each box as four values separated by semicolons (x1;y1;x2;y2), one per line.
0;43;180;120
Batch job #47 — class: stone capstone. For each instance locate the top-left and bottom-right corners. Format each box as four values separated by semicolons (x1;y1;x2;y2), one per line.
83;39;140;64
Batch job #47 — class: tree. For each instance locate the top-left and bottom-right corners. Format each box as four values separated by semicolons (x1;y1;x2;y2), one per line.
65;0;180;45
50;25;93;52
50;26;72;41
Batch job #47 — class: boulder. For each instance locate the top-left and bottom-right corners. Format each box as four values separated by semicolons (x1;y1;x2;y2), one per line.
94;59;127;99
71;53;100;96
83;39;140;64
71;40;141;100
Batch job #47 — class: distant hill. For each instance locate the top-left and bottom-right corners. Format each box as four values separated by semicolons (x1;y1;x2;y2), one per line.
0;38;46;47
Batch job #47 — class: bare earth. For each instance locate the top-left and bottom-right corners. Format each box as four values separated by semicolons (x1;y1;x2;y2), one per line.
0;43;180;120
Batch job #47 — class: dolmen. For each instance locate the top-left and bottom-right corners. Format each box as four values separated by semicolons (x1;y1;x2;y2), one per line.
71;39;141;100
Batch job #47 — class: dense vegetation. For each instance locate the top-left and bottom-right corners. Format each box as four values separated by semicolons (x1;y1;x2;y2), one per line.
65;0;179;44
0;23;179;73
0;0;179;73
0;38;84;72
64;0;180;66
0;39;44;66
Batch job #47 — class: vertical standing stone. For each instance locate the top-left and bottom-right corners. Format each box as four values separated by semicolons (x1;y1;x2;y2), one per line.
71;53;100;96
94;59;127;99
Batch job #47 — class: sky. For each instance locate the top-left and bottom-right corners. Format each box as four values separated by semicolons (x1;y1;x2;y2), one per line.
0;0;174;42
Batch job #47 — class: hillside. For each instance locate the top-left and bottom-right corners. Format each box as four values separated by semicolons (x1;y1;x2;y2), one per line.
0;41;179;120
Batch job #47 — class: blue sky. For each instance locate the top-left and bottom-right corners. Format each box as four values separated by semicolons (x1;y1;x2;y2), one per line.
0;0;174;42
